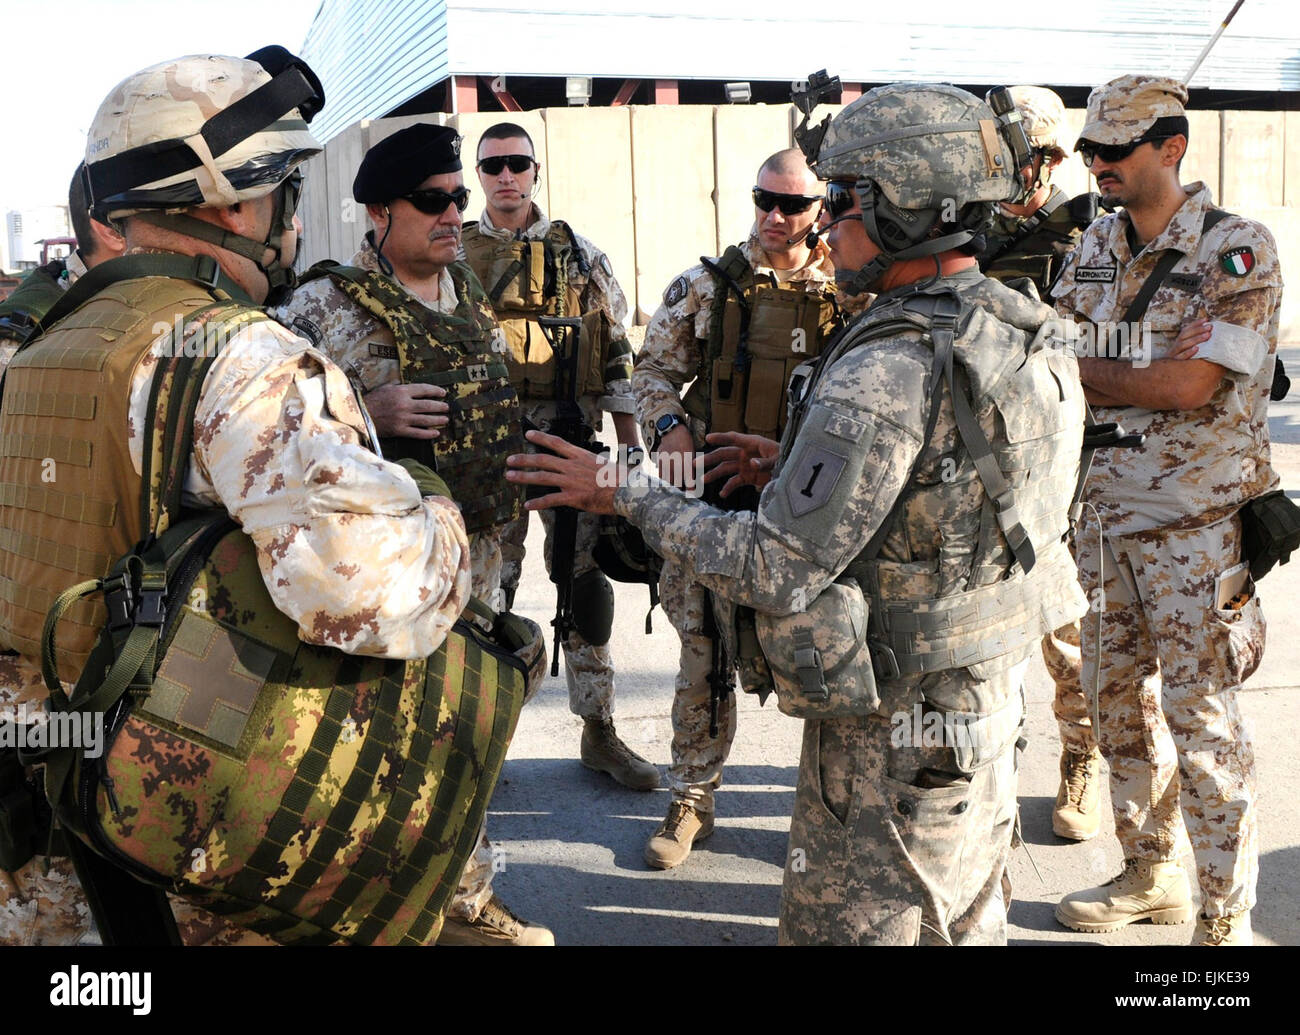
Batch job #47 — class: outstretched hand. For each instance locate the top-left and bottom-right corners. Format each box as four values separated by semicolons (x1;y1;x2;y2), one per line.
506;429;620;515
700;431;779;498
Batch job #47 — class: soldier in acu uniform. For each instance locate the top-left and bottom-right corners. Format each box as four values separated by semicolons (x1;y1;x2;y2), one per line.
279;124;552;947
632;149;841;869
2;52;484;945
460;122;657;791
1052;75;1278;947
978;86;1103;842
511;84;1087;944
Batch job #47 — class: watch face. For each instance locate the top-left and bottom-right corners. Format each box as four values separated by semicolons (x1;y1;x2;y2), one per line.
656;415;677;433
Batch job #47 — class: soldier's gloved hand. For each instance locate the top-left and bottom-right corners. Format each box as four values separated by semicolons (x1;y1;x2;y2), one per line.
392;457;453;501
363;382;450;439
701;431;779;498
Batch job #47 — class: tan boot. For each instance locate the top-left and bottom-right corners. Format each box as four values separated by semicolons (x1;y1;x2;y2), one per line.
1196;911;1253;946
1053;747;1102;841
644;800;714;870
581;719;660;790
437;894;555;946
1055;858;1195;933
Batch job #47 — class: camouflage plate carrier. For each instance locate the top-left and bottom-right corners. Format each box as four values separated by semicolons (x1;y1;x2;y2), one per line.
299;260;524;536
682;244;839;443
2;256;536;945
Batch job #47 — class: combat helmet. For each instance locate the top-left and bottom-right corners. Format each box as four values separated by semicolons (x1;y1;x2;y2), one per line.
1005;85;1068;192
83;46;324;303
794;78;1032;294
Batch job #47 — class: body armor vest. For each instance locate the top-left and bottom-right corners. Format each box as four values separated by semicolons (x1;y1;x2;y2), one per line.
0;272;235;681
0;258;67;344
980;189;1095;296
299;261;523;535
460;220;610;400
772;281;1087;693
6;257;533;944
682;245;839;441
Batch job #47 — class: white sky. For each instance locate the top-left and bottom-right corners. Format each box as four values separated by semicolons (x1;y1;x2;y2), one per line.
0;0;322;212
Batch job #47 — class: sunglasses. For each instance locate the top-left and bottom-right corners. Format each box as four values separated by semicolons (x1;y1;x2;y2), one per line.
399;186;471;215
752;187;822;215
477;154;537;175
823;181;857;219
1077;137;1168;168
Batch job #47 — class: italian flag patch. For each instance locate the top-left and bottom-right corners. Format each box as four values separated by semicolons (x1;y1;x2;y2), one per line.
1221;246;1255;276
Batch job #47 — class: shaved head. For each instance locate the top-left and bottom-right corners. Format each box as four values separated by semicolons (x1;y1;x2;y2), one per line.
757;148;818;191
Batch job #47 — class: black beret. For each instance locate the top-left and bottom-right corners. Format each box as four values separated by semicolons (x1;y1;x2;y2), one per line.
352;124;463;204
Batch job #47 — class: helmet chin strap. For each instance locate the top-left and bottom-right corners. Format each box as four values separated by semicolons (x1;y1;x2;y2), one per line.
133;182;299;304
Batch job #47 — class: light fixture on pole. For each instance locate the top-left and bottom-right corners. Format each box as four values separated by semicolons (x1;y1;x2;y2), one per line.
724;81;752;104
566;76;593;106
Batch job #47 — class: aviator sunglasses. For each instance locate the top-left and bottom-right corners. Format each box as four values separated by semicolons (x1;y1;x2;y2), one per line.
752;187;822;215
477;154;538;175
399;186;471;215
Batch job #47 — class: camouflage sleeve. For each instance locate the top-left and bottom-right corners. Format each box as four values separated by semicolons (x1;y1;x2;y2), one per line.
632;269;707;445
189;324;473;660
615;343;927;614
1195;221;1283;378
576;235;635;415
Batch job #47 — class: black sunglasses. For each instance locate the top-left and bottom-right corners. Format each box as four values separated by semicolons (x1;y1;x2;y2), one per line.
399;186;471;215
823;181;857;219
752;187;821;215
477;154;537;175
1077;137;1169;168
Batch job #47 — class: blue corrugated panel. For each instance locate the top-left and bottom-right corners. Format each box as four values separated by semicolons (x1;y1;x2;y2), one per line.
304;0;450;143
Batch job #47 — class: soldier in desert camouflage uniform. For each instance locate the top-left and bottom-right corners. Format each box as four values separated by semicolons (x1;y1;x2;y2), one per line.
632;149;840;869
512;84;1087;944
279;124;552;947
1052;75;1278;946
460;122;657;791
1;52;480;945
977;86;1104;842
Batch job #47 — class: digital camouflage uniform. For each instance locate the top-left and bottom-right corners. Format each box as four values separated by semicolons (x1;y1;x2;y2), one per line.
2;260;475;945
1053;176;1279;917
466;206;636;723
633;233;837;812
619;266;1085;943
279;235;514;922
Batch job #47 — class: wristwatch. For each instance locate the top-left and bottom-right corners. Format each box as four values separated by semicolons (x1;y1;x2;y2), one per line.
652;413;684;451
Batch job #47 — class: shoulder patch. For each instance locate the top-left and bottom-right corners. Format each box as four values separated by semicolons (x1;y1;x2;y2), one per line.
664;275;689;307
599;254;613;277
288;314;322;346
1075;266;1116;283
785;444;847;518
1220;246;1255;277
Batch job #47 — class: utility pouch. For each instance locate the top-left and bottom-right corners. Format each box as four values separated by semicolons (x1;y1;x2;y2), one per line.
1240;489;1300;581
756;581;880;719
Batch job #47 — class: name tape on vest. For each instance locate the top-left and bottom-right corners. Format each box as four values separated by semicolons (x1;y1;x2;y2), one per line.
1075;266;1117;283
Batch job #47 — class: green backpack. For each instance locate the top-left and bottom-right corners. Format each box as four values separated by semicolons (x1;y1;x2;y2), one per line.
38;308;541;945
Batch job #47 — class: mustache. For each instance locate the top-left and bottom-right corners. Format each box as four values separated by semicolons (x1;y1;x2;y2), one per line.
429;228;460;240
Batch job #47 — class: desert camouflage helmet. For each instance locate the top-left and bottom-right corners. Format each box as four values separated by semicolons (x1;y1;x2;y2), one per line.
812;83;1022;211
85;53;322;221
1009;86;1068;158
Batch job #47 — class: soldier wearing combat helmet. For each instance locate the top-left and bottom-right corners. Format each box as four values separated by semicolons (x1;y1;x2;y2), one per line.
509;82;1087;944
2;50;503;945
1052;73;1280;947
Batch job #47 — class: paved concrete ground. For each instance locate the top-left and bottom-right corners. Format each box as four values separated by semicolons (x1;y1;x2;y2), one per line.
481;347;1300;946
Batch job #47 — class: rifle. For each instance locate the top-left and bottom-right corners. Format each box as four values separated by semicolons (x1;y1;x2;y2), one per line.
535;315;604;676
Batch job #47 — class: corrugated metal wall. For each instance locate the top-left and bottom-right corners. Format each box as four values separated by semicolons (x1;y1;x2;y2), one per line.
302;0;450;144
301;1;1300;146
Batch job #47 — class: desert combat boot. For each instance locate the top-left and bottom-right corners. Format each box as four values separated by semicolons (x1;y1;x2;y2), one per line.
437;894;556;946
1055;858;1196;933
644;801;714;870
1053;746;1102;841
581;718;660;790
